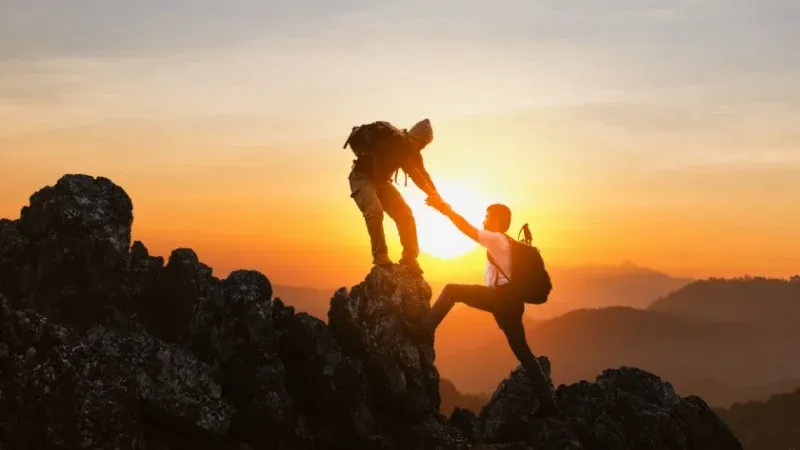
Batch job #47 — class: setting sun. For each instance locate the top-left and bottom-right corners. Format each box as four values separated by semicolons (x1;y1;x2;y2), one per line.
401;179;488;260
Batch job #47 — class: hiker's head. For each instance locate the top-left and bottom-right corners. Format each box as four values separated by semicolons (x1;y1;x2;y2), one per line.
407;118;433;151
483;203;511;232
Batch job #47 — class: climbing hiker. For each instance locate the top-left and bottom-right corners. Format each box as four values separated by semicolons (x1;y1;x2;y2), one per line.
342;118;441;275
406;198;562;417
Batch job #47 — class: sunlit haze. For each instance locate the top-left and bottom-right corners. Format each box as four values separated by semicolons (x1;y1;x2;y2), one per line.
2;1;799;289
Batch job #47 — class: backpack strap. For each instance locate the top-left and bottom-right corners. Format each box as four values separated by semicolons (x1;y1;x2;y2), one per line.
487;249;511;287
392;168;409;187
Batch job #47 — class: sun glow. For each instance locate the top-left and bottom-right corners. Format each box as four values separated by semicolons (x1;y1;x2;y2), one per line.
401;180;489;260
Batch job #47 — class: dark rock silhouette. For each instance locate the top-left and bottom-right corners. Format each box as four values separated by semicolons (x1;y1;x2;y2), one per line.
0;174;743;449
0;294;232;450
328;268;467;449
0;174;134;331
469;364;741;449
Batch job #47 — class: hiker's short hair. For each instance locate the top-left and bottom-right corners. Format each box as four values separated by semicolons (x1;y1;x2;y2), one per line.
487;203;512;231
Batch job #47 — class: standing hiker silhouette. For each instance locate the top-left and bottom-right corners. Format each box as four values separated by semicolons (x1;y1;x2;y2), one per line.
343;118;442;275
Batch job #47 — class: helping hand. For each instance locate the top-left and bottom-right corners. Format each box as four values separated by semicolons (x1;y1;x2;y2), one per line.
425;194;451;214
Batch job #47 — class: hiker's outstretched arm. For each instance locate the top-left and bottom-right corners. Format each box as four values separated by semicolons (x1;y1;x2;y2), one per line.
434;203;479;242
409;167;438;197
404;153;439;197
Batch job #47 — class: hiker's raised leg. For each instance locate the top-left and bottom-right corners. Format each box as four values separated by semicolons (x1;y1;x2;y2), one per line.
350;177;391;266
376;182;420;269
421;284;496;332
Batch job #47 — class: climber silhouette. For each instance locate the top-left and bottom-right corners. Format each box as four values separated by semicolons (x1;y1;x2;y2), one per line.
343;119;442;275
406;198;562;417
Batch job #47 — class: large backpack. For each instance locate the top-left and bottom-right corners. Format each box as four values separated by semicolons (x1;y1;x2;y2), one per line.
488;223;553;304
342;121;406;157
342;121;411;184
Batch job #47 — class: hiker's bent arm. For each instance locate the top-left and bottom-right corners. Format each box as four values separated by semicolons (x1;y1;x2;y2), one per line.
442;208;479;242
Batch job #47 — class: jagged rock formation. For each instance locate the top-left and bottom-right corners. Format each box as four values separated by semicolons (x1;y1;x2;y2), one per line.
470;365;742;449
0;174;743;450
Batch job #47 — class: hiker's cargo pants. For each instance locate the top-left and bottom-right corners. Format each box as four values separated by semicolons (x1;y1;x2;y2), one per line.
349;173;419;263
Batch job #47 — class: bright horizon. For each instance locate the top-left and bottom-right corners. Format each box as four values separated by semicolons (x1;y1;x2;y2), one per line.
2;1;799;289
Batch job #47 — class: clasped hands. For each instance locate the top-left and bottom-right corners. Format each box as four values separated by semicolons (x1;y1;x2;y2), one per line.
425;193;452;214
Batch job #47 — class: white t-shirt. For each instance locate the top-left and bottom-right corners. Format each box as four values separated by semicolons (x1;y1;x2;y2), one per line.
478;230;512;287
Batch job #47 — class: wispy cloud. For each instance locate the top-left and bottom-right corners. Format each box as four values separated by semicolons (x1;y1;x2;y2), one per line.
1;1;798;164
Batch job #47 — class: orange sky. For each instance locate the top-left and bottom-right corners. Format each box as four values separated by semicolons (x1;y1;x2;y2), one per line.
2;112;799;289
1;1;799;289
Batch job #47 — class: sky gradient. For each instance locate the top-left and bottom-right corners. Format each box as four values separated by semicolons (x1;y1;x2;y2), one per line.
2;1;799;288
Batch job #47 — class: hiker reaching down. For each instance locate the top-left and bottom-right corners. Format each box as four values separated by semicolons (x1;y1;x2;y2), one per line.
343;118;441;275
406;197;562;417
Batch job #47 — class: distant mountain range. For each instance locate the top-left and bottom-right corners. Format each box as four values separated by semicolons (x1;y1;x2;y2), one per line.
536;260;694;318
649;275;800;329
680;377;800;410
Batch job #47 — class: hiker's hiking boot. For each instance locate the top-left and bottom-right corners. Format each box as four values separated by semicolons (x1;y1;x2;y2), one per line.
399;257;424;275
520;362;564;419
373;254;394;268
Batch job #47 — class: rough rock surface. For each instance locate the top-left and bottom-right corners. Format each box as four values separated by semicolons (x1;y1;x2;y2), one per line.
471;365;742;449
0;174;743;450
0;294;232;450
0;174;134;331
475;357;555;443
329;267;468;449
189;269;294;447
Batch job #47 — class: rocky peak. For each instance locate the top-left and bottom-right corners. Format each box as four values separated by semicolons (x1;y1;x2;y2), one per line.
0;174;743;449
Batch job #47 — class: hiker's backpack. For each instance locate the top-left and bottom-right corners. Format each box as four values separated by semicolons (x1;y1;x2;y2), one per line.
342;121;406;158
490;223;553;304
342;121;411;184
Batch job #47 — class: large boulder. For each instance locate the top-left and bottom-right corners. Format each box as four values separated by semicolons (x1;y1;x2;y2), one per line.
189;269;294;448
0;294;233;450
475;357;555;443
273;303;375;448
145;247;216;343
473;365;743;449
328;266;468;449
0;174;134;331
0;174;221;341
